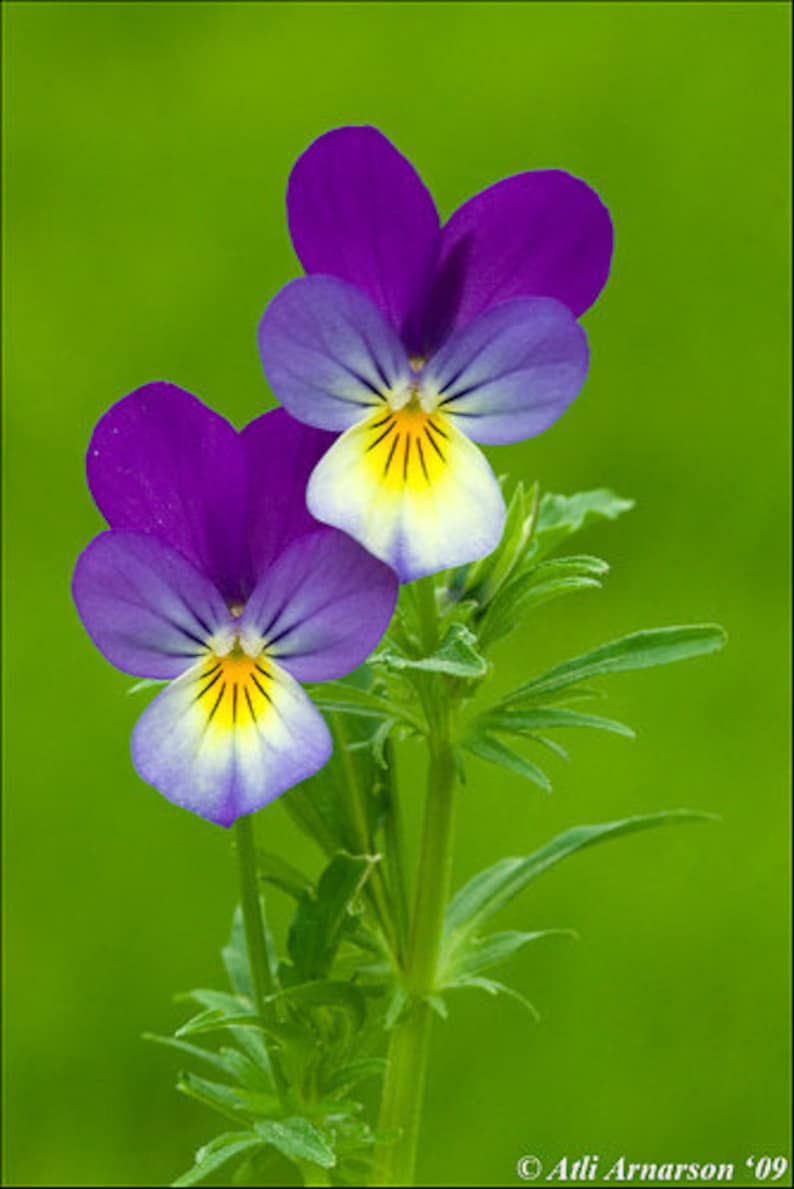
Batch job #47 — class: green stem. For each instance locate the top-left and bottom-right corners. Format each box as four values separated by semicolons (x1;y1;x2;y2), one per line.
371;729;458;1187
333;714;401;962
234;814;289;1103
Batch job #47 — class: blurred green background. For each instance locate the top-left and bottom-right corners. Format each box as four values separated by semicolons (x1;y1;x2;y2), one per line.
2;2;790;1185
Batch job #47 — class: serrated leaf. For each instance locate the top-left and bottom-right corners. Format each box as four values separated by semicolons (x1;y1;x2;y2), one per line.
530;489;635;561
464;732;552;792
172;1133;265;1186
375;623;487;679
445;810;716;945
288;852;377;981
441;929;575;981
503;624;727;705
255;1117;336;1169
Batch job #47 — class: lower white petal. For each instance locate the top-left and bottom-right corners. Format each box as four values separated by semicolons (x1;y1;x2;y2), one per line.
131;651;332;826
306;408;505;582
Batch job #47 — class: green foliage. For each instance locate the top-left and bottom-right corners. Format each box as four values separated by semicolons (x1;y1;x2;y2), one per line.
150;484;725;1186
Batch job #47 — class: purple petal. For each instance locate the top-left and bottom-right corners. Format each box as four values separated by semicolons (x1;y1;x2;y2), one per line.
258;276;412;432
421;297;589;445
417;171;613;352
87;382;247;602
131;657;332;827
72;531;235;678
239;529;398;681
241;408;337;590
287;125;439;335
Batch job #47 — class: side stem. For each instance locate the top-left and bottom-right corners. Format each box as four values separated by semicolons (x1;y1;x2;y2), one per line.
234;814;289;1103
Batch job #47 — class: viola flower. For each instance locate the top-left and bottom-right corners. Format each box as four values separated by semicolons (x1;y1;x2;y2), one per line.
258;126;612;583
72;383;398;827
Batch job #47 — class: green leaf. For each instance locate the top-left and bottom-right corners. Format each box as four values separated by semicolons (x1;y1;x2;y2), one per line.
143;1032;233;1078
255;851;312;901
176;1072;266;1123
308;681;423;731
448;976;540;1021
531;489;635;560
172;1132;266;1186
254;1117;336;1169
458;480;539;603
375;623;487;679
445;810;716;943
324;1057;387;1095
443;929;576;980
479;707;636;740
222;909;253;997
503;624;727;705
270;980;368;1031
464;732;552;793
288;851;378;981
176;1008;262;1038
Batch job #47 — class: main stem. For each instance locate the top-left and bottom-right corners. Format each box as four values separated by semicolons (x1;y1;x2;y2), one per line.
371;724;457;1186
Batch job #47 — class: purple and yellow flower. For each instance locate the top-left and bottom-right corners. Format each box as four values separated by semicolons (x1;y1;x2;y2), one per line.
258;125;612;583
72;383;398;827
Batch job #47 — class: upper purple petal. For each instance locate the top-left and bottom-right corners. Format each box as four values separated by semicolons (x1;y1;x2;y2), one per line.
239;529;398;682
416;170;613;353
86;382;247;602
258;276;412;432
72;530;234;679
240;407;338;589
287;126;440;337
422;297;589;445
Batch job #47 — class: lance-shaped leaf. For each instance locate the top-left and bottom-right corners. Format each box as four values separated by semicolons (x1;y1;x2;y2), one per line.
308;680;423;731
463;730;552;793
445;810;716;948
172;1132;267;1187
476;706;636;740
255;851;313;901
441;928;576;982
288;851;378;981
479;554;609;647
448;976;540;1020
501;624;727;706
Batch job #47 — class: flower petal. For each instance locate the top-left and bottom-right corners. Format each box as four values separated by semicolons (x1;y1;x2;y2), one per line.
258;276;412;432
131;655;332;827
306;409;505;583
87;382;247;602
238;529;398;682
72;531;235;678
421;297;589;446
241;408;337;590
417;171;613;352
287;125;439;335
